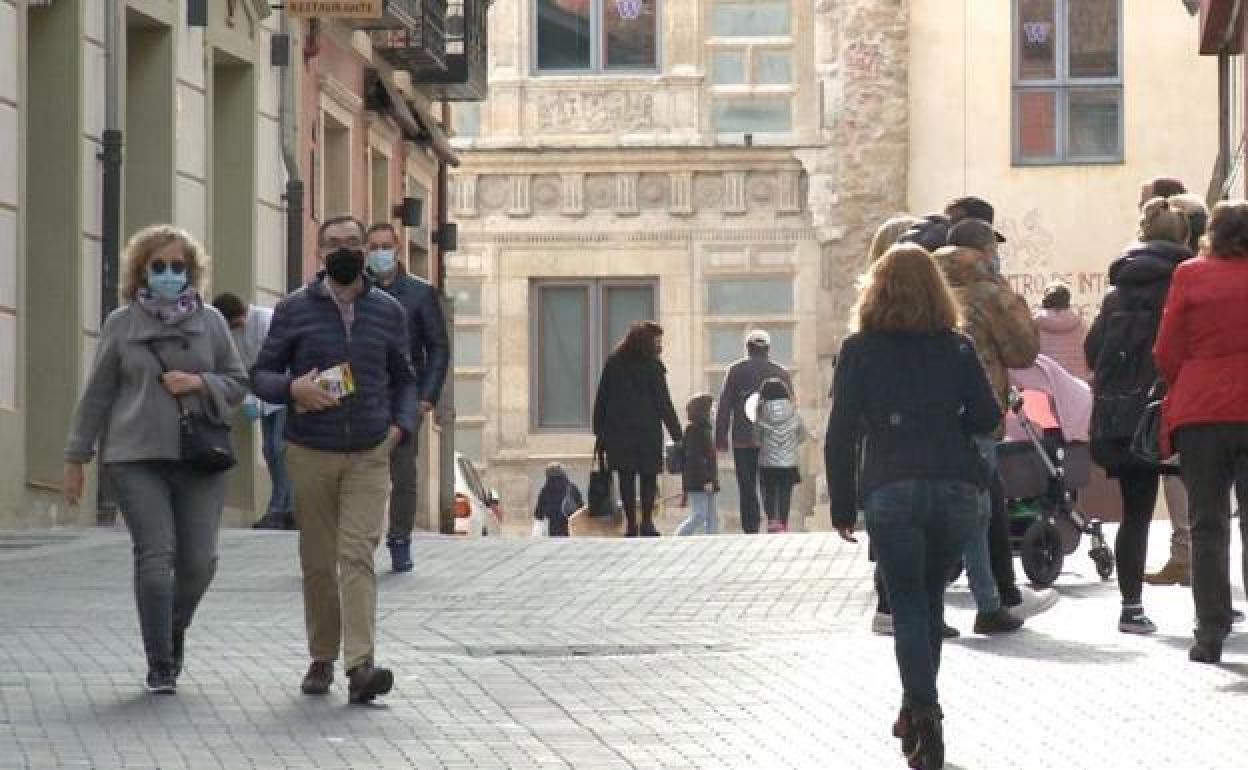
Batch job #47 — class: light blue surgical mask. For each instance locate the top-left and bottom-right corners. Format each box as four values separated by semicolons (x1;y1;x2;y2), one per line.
146;265;187;300
367;248;397;276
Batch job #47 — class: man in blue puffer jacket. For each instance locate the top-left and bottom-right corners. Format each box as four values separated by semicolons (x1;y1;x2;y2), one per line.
252;215;418;705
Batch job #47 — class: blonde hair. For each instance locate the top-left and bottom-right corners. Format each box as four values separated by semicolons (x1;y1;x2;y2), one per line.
867;215;921;264
121;224;207;301
1138;197;1189;246
852;244;960;334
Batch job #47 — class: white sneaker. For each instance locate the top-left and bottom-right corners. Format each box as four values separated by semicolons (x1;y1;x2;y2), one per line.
871;612;894;635
1010;587;1059;619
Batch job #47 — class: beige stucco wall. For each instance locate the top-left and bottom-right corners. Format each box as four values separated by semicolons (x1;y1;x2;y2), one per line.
909;0;1219;317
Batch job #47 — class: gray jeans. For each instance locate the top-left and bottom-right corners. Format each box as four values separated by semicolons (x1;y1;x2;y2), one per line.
109;461;225;664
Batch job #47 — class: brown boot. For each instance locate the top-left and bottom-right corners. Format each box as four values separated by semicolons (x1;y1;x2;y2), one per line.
1144;558;1191;586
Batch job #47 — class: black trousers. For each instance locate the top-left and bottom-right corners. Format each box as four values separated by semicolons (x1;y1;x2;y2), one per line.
733;448;762;534
986;473;1020;603
1176;423;1248;641
616;471;658;527
1116;470;1161;605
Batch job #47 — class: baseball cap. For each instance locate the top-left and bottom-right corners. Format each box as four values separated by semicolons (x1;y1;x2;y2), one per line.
947;218;999;252
746;329;771;347
945;196;1007;242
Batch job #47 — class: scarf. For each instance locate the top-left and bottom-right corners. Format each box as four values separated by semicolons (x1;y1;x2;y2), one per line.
136;286;202;326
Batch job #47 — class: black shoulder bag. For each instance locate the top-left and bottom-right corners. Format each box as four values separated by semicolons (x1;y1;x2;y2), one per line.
587;440;616;518
147;341;237;473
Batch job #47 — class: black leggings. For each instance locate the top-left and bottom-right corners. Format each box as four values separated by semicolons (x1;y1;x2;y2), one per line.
616;471;658;525
1117;470;1162;605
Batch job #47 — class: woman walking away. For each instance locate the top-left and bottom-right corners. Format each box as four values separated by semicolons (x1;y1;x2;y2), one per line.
754;378;808;533
677;393;719;536
1086;197;1192;635
533;463;582;537
593;321;683;537
63;225;248;694
1155;201;1248;663
827;244;1000;770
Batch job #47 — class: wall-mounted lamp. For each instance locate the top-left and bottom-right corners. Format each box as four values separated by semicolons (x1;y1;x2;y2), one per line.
393;197;423;228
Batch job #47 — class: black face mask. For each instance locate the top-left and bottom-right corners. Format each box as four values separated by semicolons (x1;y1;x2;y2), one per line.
325;248;364;285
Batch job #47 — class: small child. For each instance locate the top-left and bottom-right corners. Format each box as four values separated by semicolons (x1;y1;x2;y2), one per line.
753;378;808;533
676;393;719;536
533;462;583;537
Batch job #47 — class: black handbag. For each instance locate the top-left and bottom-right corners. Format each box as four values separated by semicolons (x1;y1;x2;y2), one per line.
147;342;237;473
587;441;615;518
1129;381;1177;469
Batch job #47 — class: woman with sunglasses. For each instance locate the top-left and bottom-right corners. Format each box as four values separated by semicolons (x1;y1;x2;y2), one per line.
64;225;247;694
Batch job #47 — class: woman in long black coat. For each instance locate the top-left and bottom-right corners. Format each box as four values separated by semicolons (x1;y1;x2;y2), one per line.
593;321;683;537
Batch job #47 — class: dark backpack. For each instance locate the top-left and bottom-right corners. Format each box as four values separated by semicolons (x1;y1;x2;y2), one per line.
1090;304;1161;442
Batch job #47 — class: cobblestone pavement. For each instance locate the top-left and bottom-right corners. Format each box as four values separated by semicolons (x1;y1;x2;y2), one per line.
0;524;1244;769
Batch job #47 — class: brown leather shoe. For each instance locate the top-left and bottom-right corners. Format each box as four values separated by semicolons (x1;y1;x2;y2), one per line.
1144;559;1191;587
347;662;394;704
301;661;333;695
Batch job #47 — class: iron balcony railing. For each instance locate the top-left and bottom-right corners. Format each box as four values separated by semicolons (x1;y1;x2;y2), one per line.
358;0;449;72
407;0;490;101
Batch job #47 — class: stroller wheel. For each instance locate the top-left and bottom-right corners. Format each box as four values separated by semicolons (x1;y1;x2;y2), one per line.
1090;546;1115;581
1021;518;1064;587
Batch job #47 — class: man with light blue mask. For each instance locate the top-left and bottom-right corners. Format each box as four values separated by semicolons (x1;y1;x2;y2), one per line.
365;222;450;572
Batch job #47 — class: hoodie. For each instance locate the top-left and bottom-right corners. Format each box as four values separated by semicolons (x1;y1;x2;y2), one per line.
1034;308;1090;381
934;246;1040;433
753;398;808;469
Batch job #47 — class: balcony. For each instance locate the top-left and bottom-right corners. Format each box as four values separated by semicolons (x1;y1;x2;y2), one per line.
358;0;448;72
408;0;491;101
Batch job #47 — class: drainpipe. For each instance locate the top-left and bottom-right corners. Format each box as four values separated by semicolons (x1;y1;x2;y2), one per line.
436;101;455;535
101;0;122;320
279;10;304;291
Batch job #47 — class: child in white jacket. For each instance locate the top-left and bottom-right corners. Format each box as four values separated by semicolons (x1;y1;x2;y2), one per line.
752;378;809;533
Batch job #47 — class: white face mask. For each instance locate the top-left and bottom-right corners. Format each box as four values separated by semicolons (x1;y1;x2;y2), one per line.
367;248;397;276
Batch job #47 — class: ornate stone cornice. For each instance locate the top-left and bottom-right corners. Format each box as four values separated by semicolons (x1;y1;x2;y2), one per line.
458;228;818;246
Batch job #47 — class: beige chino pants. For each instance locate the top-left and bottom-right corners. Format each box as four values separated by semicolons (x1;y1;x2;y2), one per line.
286;440;393;671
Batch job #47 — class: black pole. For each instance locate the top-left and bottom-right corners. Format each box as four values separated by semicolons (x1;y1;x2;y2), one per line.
435;116;455;535
285;179;304;292
100;129;123;320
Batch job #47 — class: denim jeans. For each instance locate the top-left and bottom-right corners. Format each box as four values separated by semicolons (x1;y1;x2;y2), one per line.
866;478;981;712
963;437;1001;613
109;461;226;665
733;448;762;533
676;491;719;535
261;409;293;514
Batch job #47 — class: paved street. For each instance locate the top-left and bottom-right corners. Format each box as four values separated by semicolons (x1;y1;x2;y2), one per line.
0;524;1244;770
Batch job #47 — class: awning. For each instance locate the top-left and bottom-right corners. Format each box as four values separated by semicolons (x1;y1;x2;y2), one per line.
367;68;460;168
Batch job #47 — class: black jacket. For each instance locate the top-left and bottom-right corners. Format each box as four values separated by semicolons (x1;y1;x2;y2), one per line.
592;353;682;475
251;273;419;452
1085;240;1191;473
682;419;718;493
825;330;1000;529
379;272;450;405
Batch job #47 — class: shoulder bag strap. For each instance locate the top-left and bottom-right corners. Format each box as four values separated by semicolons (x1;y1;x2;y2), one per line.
144;340;191;417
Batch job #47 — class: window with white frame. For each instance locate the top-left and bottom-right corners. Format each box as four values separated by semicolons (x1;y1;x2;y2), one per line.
532;279;657;430
708;0;794;136
1013;0;1122;164
703;275;796;395
535;0;659;73
320;111;351;219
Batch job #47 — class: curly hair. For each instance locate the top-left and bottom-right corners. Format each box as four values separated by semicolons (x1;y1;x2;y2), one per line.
852;244;960;335
121;224;207;301
614;320;663;359
1207;200;1248;259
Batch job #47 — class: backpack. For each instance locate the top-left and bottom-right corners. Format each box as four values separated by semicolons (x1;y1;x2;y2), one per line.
1090;304;1161;442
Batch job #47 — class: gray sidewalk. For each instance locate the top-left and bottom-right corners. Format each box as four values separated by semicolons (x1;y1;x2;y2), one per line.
0;524;1243;769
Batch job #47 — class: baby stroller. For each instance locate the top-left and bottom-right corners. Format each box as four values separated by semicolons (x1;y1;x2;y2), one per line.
997;387;1115;587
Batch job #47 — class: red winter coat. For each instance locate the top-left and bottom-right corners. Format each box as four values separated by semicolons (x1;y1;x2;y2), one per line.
1154;255;1248;455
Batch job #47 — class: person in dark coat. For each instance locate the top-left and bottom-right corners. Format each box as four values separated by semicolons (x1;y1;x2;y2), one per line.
592;321;683;537
533;462;582;538
676;393;719;536
1086;196;1192;635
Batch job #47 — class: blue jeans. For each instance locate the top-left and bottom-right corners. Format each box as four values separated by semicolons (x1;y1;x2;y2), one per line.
676;491;719;535
963;437;1001;613
262;409;293;514
866;478;981;713
110;461;226;664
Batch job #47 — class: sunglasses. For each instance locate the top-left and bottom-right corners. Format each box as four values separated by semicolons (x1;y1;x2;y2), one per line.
149;259;187;276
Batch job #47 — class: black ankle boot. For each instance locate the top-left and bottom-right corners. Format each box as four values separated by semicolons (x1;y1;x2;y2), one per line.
892;707;917;755
1190;638;1222;664
906;707;944;770
639;517;660;537
624;513;638;537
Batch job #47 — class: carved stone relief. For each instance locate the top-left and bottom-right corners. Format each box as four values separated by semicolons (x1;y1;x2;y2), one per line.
561;174;585;217
478;176;509;212
585;174;615;210
534;91;657;134
694;174;725;209
532;175;562;212
638;173;670;209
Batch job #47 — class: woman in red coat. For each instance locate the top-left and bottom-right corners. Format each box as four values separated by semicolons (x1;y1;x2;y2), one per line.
1154;200;1248;664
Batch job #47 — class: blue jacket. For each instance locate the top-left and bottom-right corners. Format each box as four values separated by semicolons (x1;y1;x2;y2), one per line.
378;272;450;405
251;273;419;452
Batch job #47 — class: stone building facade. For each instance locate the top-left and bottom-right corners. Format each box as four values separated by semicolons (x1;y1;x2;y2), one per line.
446;0;909;527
